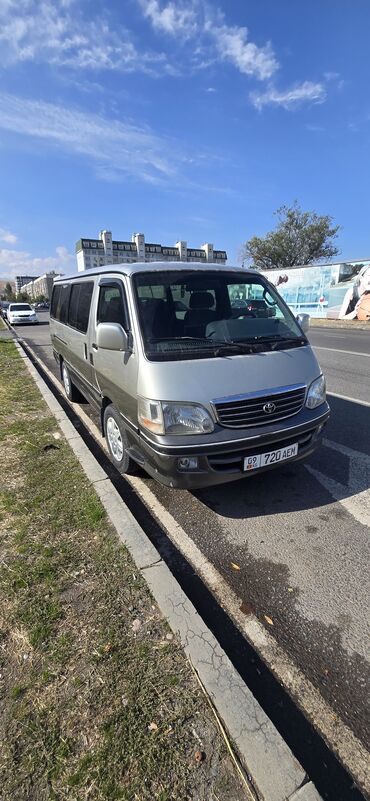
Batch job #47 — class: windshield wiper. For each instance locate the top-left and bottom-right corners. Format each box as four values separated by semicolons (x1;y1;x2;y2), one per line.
146;335;306;357
257;336;306;350
235;335;306;348
209;337;307;355
148;336;227;344
147;336;258;354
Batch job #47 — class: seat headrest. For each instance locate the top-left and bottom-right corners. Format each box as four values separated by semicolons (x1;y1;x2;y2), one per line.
189;291;214;309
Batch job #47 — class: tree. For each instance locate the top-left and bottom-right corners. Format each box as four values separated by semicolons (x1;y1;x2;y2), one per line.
17;291;32;302
4;282;15;301
241;203;340;271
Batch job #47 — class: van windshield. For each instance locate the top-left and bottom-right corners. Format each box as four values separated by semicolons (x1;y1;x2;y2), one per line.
133;270;307;361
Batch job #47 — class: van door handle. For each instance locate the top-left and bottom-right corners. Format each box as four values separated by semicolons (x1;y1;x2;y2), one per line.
92;343;98;351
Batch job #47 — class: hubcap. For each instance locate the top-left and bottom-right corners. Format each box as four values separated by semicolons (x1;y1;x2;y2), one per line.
106;417;123;462
62;365;71;396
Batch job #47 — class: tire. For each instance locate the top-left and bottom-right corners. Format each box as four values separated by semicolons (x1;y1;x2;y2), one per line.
103;404;138;475
61;361;80;402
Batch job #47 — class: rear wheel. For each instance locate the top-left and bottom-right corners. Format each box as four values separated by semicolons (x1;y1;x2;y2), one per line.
61;361;80;402
104;404;138;475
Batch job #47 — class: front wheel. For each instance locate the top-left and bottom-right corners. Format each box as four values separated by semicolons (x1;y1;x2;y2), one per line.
103;405;138;475
61;361;80;402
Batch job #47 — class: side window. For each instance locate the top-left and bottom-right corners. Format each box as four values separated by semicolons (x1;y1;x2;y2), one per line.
57;285;71;324
68;282;94;333
50;285;61;319
97;284;128;328
52;284;70;322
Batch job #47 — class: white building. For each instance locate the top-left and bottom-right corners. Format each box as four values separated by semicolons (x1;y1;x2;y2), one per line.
21;271;62;301
15;275;39;295
76;230;227;272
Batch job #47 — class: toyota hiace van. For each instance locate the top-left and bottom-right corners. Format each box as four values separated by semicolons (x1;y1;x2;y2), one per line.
50;263;329;488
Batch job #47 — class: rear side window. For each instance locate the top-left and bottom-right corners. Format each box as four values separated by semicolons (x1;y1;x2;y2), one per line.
51;284;70;323
97;284;128;328
50;285;61;319
68;282;94;333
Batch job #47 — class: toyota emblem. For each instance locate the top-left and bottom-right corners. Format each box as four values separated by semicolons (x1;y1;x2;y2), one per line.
263;402;276;414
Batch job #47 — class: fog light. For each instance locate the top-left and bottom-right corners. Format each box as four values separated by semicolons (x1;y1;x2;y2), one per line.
178;456;199;471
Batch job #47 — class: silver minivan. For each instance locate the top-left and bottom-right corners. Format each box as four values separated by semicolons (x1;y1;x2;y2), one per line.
50;263;330;488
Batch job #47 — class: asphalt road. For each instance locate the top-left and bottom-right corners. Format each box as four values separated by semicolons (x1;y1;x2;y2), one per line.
15;315;370;762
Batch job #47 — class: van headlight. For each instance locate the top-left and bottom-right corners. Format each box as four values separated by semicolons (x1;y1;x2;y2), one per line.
138;399;214;435
306;375;326;409
163;403;214;434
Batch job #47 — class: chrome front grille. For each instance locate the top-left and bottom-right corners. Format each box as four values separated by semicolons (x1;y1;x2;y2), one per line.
214;385;306;428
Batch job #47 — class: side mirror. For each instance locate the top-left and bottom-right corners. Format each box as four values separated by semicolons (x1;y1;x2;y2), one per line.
96;323;129;351
296;313;310;334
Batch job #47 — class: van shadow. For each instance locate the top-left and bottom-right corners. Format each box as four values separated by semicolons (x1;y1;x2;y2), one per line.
193;395;370;520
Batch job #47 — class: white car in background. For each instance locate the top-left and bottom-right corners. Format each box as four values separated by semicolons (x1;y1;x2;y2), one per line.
7;303;39;325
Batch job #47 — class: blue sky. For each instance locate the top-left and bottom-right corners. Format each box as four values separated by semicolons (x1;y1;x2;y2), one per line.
0;0;369;280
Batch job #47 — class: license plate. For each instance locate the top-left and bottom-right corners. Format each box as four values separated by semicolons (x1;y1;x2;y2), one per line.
244;442;298;471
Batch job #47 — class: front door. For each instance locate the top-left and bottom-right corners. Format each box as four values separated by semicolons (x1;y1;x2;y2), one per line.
91;277;138;427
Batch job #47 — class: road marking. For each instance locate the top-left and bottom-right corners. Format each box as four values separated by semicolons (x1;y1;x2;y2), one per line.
306;437;370;528
327;390;370;408
312;333;346;338
313;345;370;358
323;437;370;460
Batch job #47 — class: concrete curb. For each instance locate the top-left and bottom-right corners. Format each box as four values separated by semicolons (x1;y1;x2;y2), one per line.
13;339;324;801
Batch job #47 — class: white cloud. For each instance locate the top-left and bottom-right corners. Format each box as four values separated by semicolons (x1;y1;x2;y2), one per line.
137;1;331;111
0;0;165;74
250;81;327;110
324;71;345;91
324;71;340;82
138;1;279;80
208;21;278;81
0;92;182;185
0;245;74;281
306;124;326;132
0;0;330;110
138;0;198;37
0;227;17;244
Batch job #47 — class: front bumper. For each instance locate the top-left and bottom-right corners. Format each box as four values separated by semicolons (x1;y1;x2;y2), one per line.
11;318;38;325
126;402;330;489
